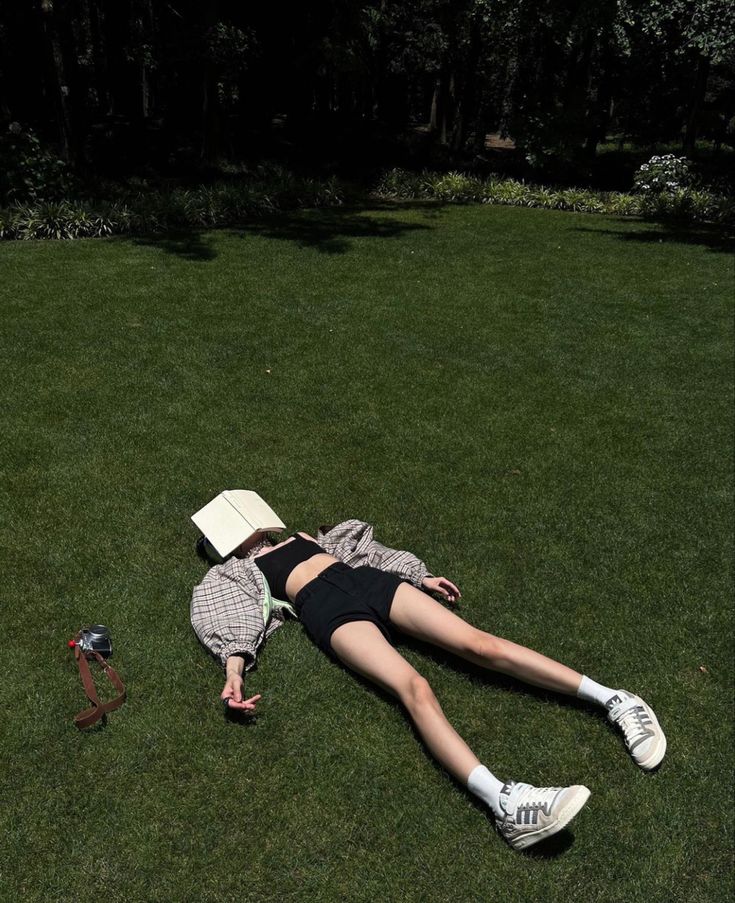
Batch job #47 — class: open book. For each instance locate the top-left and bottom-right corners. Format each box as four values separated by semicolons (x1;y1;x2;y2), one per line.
191;490;287;557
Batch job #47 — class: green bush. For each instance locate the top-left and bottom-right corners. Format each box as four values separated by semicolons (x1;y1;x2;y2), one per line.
0;200;116;240
426;172;484;202
482;177;528;206
0;122;72;202
0;170;346;241
375;167;733;226
374;168;428;199
2;161;731;241
606;193;642;217
637;186;735;224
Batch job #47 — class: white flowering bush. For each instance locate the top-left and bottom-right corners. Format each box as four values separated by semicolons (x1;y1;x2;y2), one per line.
633;154;694;194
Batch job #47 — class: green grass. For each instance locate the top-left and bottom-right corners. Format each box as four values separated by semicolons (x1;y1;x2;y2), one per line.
0;204;732;902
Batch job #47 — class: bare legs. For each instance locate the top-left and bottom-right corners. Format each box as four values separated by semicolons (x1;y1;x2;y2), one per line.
330;620;482;783
330;583;588;784
330;585;639;847
389;583;584;695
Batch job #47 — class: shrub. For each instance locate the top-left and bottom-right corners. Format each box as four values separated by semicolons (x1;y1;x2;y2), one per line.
482;178;528;206
638;186;734;225
560;189;605;213
527;186;557;208
374;168;428;199
375;166;732;226
606;193;642;217
633;154;694;195
0;200;116;240
0;122;72;202
310;175;346;208
426;172;484;202
0;169;346;240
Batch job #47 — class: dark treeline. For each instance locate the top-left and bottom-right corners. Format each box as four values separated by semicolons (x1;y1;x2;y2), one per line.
1;0;733;184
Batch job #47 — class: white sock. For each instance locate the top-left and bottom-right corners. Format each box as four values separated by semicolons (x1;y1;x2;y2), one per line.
467;764;506;818
577;675;628;710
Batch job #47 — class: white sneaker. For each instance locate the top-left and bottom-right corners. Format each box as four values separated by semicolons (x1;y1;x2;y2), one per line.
495;781;591;850
607;693;666;771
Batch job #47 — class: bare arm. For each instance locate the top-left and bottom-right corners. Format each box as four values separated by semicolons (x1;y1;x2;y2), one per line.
221;655;262;712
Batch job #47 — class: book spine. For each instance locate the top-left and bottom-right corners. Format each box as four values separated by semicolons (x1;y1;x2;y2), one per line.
224;492;254;534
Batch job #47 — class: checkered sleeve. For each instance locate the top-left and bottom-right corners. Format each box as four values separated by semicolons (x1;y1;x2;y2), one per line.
319;520;433;587
190;558;271;670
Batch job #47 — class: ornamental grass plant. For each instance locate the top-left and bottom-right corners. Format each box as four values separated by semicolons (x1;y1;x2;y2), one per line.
2;159;733;242
0;166;346;240
374;167;735;226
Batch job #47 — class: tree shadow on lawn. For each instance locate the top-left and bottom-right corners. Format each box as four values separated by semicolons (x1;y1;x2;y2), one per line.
123;204;437;260
573;218;734;255
120;230;220;261
232;204;437;254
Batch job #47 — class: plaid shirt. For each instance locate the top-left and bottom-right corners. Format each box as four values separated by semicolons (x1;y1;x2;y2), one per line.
190;519;433;669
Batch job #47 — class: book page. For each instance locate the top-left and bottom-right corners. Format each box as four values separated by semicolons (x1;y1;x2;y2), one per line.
225;490;286;532
191;493;253;557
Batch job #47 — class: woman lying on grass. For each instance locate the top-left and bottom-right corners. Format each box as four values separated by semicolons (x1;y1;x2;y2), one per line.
191;518;666;851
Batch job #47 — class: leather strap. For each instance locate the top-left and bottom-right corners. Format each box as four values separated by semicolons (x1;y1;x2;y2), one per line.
72;636;127;729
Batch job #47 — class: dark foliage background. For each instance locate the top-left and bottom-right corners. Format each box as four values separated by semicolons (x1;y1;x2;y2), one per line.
0;1;733;193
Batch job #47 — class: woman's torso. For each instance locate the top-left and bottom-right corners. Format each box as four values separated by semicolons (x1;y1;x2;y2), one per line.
253;532;341;603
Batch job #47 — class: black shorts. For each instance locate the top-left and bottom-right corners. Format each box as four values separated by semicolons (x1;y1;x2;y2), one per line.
294;562;407;655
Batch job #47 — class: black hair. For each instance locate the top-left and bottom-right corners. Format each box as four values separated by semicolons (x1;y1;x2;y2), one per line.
195;532;277;566
195;535;227;566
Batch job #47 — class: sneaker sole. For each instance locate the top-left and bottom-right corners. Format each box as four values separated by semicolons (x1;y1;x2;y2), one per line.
511;786;591;851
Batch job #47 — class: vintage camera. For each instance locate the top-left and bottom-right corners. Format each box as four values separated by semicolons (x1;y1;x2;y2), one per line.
76;624;113;659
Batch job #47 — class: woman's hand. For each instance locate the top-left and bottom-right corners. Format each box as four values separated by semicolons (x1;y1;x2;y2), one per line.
221;673;261;712
422;576;462;604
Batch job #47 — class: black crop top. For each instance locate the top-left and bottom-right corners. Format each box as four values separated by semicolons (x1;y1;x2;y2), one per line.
254;533;329;600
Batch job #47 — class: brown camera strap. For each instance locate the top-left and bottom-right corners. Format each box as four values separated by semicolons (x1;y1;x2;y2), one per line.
73;640;127;729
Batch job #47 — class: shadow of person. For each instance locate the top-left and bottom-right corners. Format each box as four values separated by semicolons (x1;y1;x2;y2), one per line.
522;828;576;858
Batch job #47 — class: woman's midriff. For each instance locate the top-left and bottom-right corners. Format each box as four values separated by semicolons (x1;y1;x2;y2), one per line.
284;553;341;603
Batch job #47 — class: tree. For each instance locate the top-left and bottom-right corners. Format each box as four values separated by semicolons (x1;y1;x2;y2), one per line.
618;0;735;152
39;0;74;162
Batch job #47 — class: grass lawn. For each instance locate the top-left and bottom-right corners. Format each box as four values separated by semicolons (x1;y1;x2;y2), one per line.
1;204;732;903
